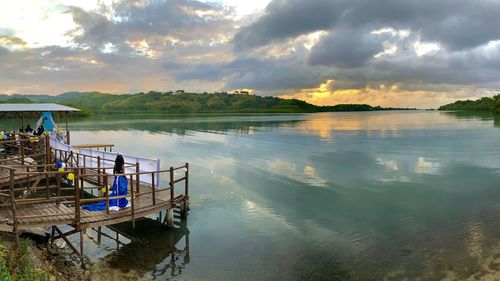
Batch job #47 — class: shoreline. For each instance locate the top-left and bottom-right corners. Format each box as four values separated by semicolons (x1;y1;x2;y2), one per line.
0;232;90;281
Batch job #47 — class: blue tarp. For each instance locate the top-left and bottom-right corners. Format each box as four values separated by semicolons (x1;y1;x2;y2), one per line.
82;176;129;211
37;112;56;131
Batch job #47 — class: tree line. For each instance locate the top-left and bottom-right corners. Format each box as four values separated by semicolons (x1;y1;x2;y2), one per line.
438;95;500;112
0;91;413;115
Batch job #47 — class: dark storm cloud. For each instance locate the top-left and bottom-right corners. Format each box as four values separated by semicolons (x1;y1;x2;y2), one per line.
233;0;345;50
234;0;500;51
224;57;324;90
218;0;500;95
325;42;500;89
173;33;500;92
308;28;387;68
172;54;325;91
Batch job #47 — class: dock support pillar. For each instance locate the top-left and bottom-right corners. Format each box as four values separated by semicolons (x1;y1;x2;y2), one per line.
79;230;85;267
50;226;56;247
97;226;102;244
166;208;175;228
180;200;189;219
80;230;83;255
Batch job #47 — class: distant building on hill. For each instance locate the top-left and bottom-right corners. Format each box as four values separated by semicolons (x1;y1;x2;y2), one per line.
175;90;185;94
232;90;250;95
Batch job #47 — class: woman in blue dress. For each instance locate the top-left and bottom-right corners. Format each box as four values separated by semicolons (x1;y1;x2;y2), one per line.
83;154;129;211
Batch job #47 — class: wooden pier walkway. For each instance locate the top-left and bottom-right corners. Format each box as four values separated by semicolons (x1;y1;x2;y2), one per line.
0;133;190;262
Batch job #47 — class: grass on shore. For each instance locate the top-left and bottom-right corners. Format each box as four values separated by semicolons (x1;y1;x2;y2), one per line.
0;238;48;281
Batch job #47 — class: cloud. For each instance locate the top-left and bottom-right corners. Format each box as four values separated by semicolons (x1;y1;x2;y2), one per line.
0;0;238;94
171;44;326;91
308;28;387;68
234;0;500;51
1;0;500;108
280;80;492;109
68;0;235;50
228;0;500;102
0;35;27;50
233;0;342;50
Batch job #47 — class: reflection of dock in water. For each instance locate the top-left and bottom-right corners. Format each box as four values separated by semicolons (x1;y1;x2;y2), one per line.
89;217;190;279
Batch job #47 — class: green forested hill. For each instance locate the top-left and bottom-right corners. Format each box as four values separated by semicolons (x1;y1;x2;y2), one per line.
438;96;497;111
0;91;411;114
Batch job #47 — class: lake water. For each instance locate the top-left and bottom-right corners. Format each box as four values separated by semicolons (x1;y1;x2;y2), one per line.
5;110;500;280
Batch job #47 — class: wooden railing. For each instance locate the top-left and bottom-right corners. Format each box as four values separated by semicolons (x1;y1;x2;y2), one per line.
0;133;191;254
0;161;189;232
0;133;49;165
72;144;114;152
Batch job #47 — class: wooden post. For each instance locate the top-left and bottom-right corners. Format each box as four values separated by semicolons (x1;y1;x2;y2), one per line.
151;172;156;205
103;174;108;197
65;112;70;144
130;174;135;228
50;226;56;247
170;167;174;203
83;155;86;180
79;230;84;264
101;165;105;186
45;134;51;165
166;208;174;228
45;169;49;199
20;137;25;165
56;172;61;207
9;169;19;246
77;153;84;189
185;163;189;198
74;169;81;229
97;156;101;185
25;166;29;189
21;112;25;131
105;175;110;214
182;163;189;218
135;162;140;193
115;231;119;250
97;226;102;244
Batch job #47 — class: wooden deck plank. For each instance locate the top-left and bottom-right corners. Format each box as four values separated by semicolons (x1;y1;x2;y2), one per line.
1;189;184;228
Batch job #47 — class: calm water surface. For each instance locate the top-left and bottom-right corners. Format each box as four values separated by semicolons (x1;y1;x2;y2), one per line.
7;110;500;280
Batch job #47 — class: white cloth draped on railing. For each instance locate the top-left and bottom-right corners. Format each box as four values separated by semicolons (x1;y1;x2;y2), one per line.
48;132;161;187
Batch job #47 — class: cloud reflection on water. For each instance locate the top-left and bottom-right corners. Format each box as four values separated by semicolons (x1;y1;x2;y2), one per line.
6;111;500;280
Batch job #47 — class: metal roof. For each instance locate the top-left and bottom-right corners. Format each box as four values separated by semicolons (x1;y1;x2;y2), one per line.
0;103;80;112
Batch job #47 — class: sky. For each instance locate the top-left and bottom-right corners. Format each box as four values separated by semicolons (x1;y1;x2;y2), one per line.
1;0;500;108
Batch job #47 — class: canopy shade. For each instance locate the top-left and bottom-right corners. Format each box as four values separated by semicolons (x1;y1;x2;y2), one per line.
0;103;80;112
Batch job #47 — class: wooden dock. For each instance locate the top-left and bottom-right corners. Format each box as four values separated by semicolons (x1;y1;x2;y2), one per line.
0;133;190;262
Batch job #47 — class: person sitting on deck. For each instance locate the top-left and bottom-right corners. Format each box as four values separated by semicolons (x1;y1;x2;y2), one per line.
0;131;6;154
36;124;45;136
25;124;33;134
83;154;129;211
